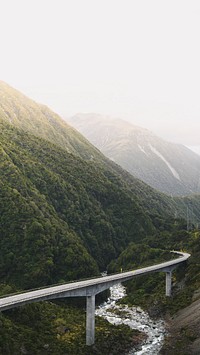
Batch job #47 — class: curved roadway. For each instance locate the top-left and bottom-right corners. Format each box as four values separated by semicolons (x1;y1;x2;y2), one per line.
0;251;190;311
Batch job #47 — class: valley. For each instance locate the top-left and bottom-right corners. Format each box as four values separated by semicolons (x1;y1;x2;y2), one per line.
0;82;200;354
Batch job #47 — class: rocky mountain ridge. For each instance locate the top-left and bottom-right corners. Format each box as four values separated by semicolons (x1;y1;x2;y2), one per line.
67;113;200;196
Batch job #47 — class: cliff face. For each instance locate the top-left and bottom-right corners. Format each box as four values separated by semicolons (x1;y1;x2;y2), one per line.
161;292;200;354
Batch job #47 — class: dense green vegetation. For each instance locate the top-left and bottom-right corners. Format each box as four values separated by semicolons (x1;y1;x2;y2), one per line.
0;119;156;289
108;226;200;316
1;81;200;225
0;299;144;355
0;82;200;353
0;81;103;161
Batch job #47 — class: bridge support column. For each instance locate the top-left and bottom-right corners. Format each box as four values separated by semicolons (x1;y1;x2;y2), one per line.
166;271;172;296
86;295;95;346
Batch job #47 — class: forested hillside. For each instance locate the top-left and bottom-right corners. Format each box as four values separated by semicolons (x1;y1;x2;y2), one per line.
108;228;200;354
0;82;200;353
0;119;156;289
1;81;200;224
0;81;103;161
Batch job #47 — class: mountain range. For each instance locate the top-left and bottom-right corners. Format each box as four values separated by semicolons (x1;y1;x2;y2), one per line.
67;113;200;196
0;82;200;353
0;82;160;288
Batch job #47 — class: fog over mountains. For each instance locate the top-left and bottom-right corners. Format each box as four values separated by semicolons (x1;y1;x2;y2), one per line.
1;81;200;353
188;145;200;156
67;114;200;196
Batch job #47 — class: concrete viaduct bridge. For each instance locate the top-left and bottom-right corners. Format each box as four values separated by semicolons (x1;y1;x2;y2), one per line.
0;251;190;346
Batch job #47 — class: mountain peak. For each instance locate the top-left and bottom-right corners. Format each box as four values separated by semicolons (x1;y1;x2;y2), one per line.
67;113;200;196
0;82;104;161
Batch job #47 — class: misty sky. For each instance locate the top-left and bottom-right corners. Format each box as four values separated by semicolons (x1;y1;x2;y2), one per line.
1;0;200;148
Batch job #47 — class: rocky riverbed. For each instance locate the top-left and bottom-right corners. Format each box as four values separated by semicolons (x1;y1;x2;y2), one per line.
96;284;166;354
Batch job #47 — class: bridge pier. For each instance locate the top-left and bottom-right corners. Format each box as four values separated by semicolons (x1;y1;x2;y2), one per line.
165;270;172;296
86;295;95;346
0;252;190;346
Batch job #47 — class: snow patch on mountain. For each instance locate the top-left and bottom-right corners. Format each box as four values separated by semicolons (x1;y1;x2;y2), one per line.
67;113;200;195
149;144;181;181
138;144;148;156
188;145;200;156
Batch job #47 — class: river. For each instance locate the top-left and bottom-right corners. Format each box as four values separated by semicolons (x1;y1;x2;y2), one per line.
95;284;166;354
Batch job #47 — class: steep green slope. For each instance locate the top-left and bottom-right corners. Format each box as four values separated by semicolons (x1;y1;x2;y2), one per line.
0;300;142;355
2;81;199;225
0;179;98;289
109;162;200;226
174;194;200;228
0;81;103;161
0;119;155;288
1;82;200;353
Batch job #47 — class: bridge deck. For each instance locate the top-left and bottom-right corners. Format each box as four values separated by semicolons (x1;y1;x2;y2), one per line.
0;251;190;311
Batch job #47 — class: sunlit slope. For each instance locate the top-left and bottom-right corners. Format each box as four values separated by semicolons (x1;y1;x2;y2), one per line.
1;82;200;225
0;120;156;289
0;81;178;219
0;81;102;160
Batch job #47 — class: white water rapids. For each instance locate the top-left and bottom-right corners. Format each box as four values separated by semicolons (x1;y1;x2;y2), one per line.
95;284;166;354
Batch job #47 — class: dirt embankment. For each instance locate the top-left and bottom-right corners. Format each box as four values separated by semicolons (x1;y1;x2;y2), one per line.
161;289;200;354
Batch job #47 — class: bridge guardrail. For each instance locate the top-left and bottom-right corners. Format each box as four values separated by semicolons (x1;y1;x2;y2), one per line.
0;250;189;300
